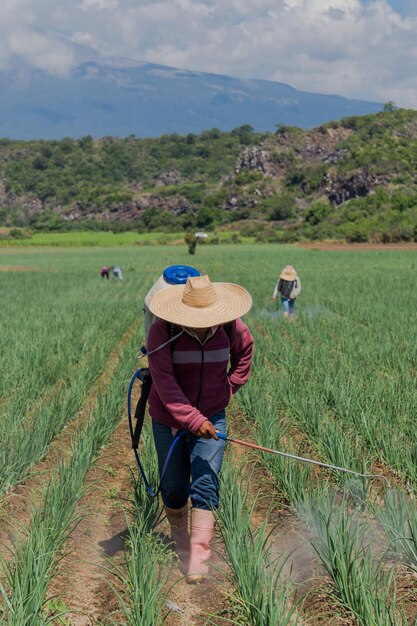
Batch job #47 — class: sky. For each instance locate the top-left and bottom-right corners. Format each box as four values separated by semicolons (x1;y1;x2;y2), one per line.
1;0;417;107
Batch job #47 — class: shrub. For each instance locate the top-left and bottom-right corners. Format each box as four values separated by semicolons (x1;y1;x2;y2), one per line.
9;228;31;239
304;201;332;226
345;226;369;243
234;171;263;186
265;194;296;221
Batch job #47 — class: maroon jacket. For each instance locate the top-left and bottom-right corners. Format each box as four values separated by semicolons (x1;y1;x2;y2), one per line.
147;318;254;434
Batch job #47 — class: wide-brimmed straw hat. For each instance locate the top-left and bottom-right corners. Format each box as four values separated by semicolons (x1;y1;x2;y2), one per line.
280;265;297;281
149;275;252;328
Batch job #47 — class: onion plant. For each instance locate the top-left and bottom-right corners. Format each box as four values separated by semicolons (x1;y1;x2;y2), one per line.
0;268;140;495
108;519;172;626
299;493;408;626
0;342;109;494
217;461;302;626
0;337;139;625
107;432;172;626
376;489;417;574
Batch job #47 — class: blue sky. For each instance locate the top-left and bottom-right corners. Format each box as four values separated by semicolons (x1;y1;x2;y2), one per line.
383;0;415;15
1;0;417;107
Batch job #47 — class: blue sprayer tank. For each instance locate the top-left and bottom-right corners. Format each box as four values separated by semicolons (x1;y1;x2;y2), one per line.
143;265;200;341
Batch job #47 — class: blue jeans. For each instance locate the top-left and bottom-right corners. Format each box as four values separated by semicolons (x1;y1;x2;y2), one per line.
281;297;295;315
152;410;226;511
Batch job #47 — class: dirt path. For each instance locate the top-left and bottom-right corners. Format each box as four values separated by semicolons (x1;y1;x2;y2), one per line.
50;417;135;625
297;242;417;251
52;421;234;626
162;527;234;626
0;265;38;271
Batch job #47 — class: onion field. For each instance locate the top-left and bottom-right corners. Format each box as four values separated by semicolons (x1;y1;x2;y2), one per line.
0;243;416;625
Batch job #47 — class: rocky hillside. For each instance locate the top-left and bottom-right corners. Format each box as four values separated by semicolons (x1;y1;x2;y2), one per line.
1;109;417;242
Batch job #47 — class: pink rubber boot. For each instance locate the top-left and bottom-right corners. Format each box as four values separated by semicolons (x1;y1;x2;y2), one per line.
187;508;215;584
165;504;190;568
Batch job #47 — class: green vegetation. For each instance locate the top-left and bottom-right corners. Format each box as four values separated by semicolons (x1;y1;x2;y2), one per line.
1;110;417;242
0;230;182;246
0;244;416;623
300;495;408;625
217;462;302;625
109;439;172;626
0;339;139;624
0;127;264;232
0;230;256;246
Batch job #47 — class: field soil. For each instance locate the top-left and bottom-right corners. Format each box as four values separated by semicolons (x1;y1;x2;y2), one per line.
0;265;36;271
298;242;417;251
51;421;236;626
50;418;135;626
2;245;416;625
0;321;138;552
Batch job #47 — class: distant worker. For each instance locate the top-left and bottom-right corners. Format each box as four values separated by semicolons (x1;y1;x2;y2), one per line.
100;265;110;280
272;265;301;319
113;265;123;281
185;233;198;255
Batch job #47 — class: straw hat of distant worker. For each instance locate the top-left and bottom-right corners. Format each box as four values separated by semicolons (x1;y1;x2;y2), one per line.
280;265;297;281
149;275;252;328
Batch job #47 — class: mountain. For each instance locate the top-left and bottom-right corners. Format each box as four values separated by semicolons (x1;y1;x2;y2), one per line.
0;50;383;140
1;109;416;243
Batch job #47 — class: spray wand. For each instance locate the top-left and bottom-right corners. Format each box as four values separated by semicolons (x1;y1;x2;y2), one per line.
128;369;391;496
216;433;391;488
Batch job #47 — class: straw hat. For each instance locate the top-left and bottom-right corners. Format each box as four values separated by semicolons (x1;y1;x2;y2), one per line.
149;275;252;328
280;265;297;281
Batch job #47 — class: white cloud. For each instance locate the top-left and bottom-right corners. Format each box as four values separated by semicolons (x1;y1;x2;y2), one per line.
0;0;416;106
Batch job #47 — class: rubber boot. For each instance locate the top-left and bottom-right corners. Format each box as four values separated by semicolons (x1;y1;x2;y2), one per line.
165;504;190;569
187;508;215;584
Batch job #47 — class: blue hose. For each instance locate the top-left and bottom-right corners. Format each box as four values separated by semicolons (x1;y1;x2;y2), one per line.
127;369;186;497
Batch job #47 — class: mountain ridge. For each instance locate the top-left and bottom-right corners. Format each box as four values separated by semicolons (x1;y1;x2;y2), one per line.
0;50;382;139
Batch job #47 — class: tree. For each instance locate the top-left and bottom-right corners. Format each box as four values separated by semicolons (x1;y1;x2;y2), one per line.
383;101;397;112
231;125;254;145
267;194;296;221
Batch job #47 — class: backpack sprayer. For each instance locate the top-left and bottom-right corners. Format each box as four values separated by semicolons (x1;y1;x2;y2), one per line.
129;265;391;497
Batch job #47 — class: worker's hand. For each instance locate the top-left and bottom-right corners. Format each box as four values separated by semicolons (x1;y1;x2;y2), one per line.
271;297;277;301
195;420;219;440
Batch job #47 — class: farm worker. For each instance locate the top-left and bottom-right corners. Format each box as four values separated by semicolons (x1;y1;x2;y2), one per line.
143;265;200;342
100;266;110;280
147;274;254;583
272;265;301;319
185;232;198;255
113;265;123;281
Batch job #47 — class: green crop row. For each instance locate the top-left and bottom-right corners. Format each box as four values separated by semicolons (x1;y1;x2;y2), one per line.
217;459;302;625
1;242;416;624
226;245;416;623
108;429;174;626
0;251;149;493
0;331;140;625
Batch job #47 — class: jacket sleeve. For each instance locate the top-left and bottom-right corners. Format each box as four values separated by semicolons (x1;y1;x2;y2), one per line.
147;321;207;434
228;318;254;394
272;279;280;298
291;278;301;299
